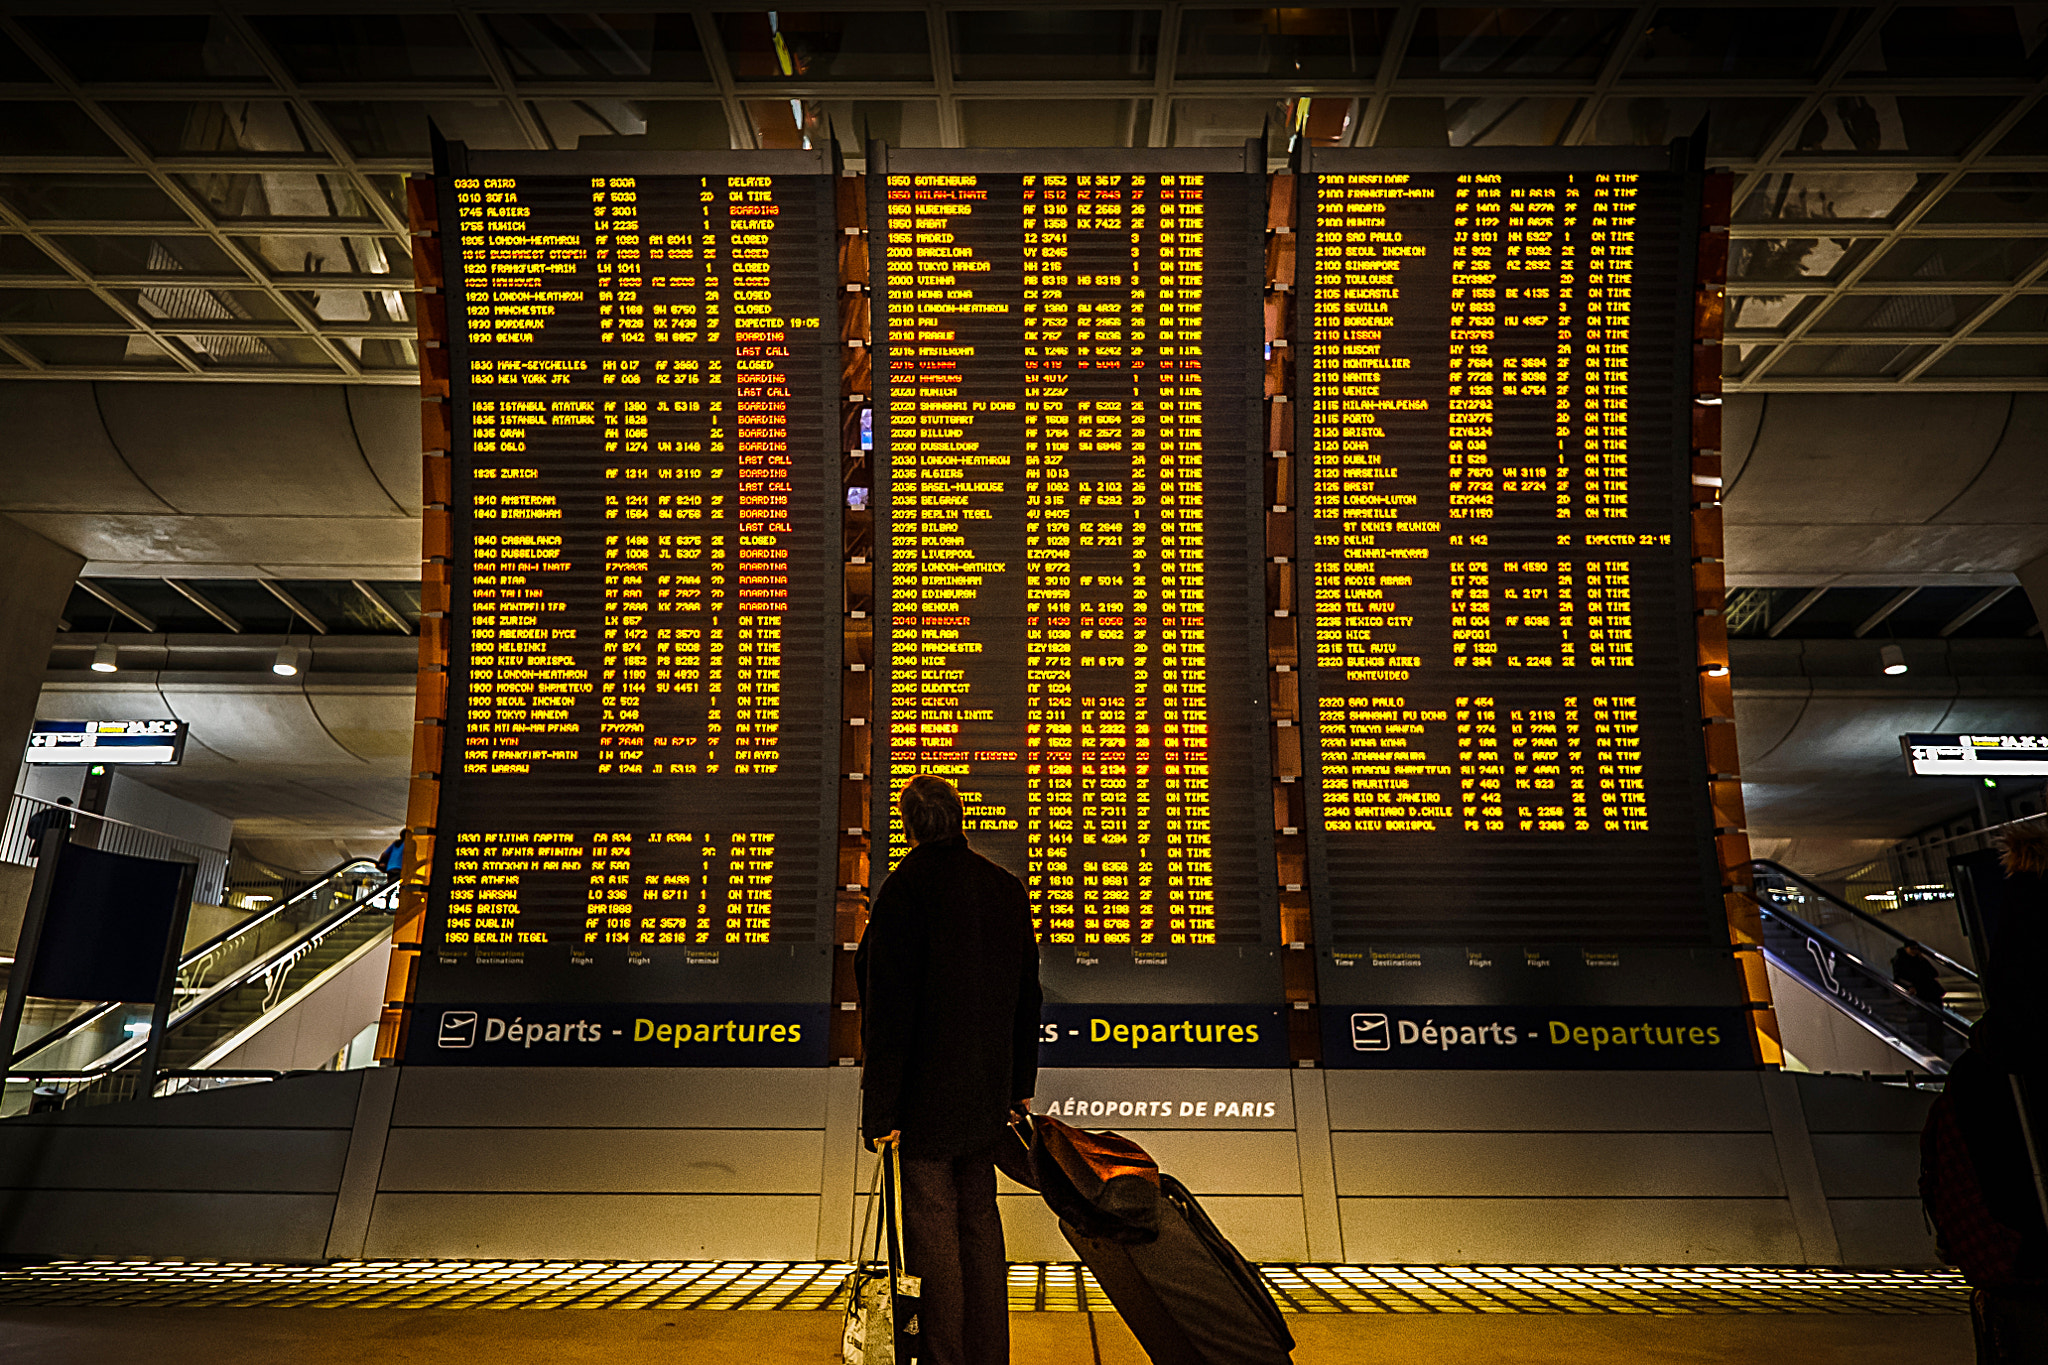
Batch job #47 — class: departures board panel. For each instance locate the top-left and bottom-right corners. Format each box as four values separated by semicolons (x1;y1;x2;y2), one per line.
410;144;841;1066
1296;146;1747;1066
871;146;1283;1053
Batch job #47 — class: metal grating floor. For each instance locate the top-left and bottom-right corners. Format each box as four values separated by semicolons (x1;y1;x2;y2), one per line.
0;1261;1969;1314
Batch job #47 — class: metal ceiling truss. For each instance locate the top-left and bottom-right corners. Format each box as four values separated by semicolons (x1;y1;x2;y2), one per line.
69;575;421;635
1;3;2045;388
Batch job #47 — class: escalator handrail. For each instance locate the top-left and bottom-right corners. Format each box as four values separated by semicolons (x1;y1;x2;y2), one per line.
1755;898;1975;1036
185;857;382;961
19;880;397;1081
8;877;397;1076
1749;858;1979;982
7;857;387;1065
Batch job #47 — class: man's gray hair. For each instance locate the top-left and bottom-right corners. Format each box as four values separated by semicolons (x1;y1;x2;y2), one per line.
899;774;965;844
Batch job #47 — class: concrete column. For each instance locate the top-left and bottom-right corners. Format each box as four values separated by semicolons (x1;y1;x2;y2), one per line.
0;516;82;757
0;516;83;953
2021;550;2048;646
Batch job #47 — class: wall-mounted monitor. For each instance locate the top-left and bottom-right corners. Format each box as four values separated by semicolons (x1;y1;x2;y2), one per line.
25;720;188;766
1903;733;2048;777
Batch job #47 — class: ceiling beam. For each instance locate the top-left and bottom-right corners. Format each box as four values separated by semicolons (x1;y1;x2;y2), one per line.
351;580;413;634
1740;77;2048;386
691;10;754;151
1148;1;1181;149
1559;4;1657;147
1939;586;2015;638
1767;587;1829;638
74;579;156;633
455;11;552;151
260;580;328;635
1354;3;1421;149
1853;587;1919;637
163;579;242;633
928;3;961;148
0;16;365;379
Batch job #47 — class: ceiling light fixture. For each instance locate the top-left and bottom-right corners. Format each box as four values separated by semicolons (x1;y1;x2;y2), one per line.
272;644;303;677
1880;643;1908;676
91;641;119;673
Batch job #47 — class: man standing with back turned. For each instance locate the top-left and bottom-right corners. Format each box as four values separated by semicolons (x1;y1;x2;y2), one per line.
857;774;1042;1365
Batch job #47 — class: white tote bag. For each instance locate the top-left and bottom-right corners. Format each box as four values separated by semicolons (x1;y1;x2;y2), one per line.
842;1140;920;1365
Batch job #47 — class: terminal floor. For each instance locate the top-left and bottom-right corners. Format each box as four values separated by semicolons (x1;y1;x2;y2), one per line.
0;1262;1976;1364
0;1308;1976;1364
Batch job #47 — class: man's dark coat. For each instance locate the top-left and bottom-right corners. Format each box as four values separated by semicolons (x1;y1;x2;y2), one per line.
856;834;1041;1156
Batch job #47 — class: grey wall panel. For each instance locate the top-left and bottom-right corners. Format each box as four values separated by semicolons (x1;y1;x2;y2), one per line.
1331;1133;1787;1199
1931;393;2048;531
999;1194;1308;1264
346;386;423;516
1325;1071;1770;1133
306;690;417;764
379;1128;826;1194
362;1193;822;1260
999;1192;1072;1262
1109;1131;1304;1196
1030;1068;1297;1129
1795;1074;1937;1134
0;1127;350;1194
1339;1197;1805;1264
93;383;407;518
1720;394;1764;490
1811;1133;1924;1200
8;511;426;577
1726;392;2009;527
0;1191;337;1261
4;1071;363;1129
1829;1199;1941;1266
993;1130;1300;1197
390;1067;829;1130
0;381;168;514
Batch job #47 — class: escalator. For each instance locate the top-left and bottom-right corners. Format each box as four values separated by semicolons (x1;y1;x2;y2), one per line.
3;858;397;1113
1750;859;1977;1074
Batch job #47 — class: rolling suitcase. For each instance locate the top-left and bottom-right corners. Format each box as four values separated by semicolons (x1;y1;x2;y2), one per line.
1001;1114;1294;1365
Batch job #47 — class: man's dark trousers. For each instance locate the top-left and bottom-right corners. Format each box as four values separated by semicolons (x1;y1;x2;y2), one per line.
899;1145;1007;1365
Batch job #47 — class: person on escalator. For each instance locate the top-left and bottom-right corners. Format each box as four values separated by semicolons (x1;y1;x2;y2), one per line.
378;828;409;885
1893;940;1946;1007
23;797;73;859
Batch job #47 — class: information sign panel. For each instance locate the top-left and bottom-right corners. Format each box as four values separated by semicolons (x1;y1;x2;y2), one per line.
1294;147;1740;1061
25;720;188;766
870;147;1281;1016
412;145;843;1065
1904;733;2048;777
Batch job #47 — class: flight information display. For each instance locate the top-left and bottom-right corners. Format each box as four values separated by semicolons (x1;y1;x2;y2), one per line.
412;146;840;1064
1295;148;1734;1054
871;148;1281;1012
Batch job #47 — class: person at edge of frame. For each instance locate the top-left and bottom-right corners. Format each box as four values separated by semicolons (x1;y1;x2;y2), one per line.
856;774;1042;1365
1941;821;2048;1361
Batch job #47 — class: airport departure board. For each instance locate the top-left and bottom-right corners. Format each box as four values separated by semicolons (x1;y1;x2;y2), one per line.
871;149;1282;1014
411;146;840;1064
1297;149;1725;966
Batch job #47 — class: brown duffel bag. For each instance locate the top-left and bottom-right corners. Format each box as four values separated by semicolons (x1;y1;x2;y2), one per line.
995;1111;1161;1244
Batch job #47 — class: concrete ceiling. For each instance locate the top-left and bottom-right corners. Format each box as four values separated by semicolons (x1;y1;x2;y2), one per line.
1732;639;2048;837
36;636;412;872
0;381;419;577
1722;392;2048;588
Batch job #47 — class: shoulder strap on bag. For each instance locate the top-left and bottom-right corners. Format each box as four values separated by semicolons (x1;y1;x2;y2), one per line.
878;1137;905;1300
853;1146;886;1268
